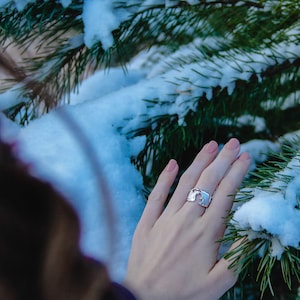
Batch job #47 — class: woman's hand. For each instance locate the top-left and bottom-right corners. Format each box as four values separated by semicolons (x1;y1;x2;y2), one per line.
124;138;251;300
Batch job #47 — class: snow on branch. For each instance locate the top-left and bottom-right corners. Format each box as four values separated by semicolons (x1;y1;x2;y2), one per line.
231;136;300;259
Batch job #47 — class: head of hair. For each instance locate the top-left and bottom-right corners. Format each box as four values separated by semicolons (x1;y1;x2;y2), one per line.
0;139;116;300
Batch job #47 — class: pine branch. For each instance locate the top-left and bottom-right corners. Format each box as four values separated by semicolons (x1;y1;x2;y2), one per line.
116;1;300;58
223;139;300;297
130;56;300;188
0;1;83;46
1;0;299;123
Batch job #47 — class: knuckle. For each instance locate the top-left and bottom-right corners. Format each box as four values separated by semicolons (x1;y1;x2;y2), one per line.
201;166;222;183
221;170;243;190
133;223;148;240
148;189;164;202
178;171;193;188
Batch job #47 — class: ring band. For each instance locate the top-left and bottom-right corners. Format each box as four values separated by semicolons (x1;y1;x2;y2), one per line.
187;188;212;208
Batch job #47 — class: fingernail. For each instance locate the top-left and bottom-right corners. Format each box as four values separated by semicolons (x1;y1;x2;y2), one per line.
239;152;251;161
204;140;218;153
166;159;177;172
225;138;240;150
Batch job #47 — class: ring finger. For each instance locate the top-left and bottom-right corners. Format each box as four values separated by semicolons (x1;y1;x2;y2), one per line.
182;138;241;217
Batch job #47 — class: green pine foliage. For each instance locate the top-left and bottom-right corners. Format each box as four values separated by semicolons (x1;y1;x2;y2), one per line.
223;141;300;299
1;1;300;298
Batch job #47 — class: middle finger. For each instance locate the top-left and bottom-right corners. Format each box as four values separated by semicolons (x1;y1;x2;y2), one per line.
182;138;241;217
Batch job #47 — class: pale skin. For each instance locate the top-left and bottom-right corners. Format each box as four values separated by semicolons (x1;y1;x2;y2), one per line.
124;138;251;300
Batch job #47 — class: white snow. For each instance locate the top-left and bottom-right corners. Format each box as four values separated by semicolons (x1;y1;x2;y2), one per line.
1;0;300;279
13;0;34;11
82;0;119;50
240;139;280;171
59;0;71;7
0;0;14;7
1;91;147;280
233;150;300;258
2;61;299;278
0;84;27;111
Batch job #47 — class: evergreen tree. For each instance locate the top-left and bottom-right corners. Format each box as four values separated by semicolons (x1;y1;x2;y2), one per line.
0;1;300;299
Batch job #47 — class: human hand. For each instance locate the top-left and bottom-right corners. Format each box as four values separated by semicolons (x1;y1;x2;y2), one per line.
124;138;251;300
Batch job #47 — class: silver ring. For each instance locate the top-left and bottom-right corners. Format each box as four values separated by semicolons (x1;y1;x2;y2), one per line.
187;188;212;208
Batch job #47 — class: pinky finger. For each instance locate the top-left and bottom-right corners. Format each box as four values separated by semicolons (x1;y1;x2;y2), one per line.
207;240;245;298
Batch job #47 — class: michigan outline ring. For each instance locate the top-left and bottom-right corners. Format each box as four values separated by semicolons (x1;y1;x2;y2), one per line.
187;188;212;208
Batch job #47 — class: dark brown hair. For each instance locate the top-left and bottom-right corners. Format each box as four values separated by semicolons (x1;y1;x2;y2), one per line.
0;140;117;300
